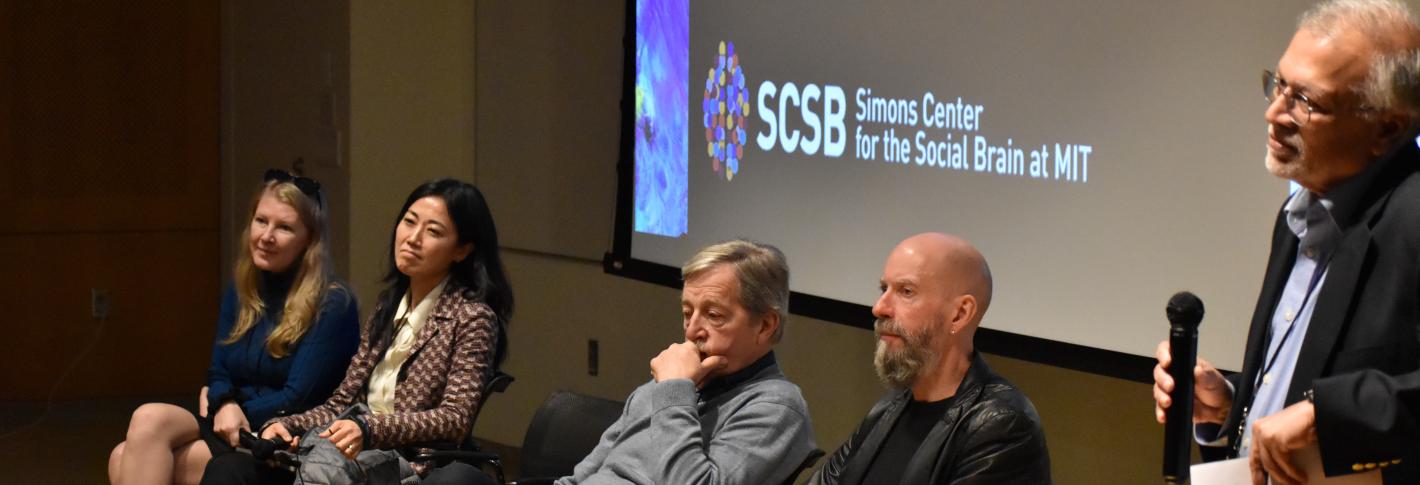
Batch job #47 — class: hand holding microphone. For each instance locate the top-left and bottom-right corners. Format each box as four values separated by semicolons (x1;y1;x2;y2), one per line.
1158;291;1233;483
1153;342;1231;425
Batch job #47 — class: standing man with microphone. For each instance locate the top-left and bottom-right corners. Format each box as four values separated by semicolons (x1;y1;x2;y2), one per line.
1153;1;1420;484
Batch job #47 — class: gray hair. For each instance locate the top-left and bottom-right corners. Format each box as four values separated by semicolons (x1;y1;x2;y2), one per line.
682;240;790;342
1300;0;1420;122
1369;49;1420;126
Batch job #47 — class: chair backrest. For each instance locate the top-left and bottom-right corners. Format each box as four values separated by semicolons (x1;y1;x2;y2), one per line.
782;448;826;485
473;371;515;425
459;370;515;449
518;390;625;478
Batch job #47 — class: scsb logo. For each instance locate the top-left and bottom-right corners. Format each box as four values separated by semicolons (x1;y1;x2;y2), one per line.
703;41;749;181
755;81;847;157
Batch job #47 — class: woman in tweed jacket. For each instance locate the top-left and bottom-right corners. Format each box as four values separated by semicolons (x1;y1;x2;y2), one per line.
202;179;513;485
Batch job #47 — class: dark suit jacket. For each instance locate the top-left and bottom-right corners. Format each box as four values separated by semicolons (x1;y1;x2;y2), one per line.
809;353;1051;485
1213;136;1420;482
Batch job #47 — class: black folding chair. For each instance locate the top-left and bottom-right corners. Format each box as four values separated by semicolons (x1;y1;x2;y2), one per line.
467;371;517;449
783;448;826;485
413;370;516;467
429;389;624;484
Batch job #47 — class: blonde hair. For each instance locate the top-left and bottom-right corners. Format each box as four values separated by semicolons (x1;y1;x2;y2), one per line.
224;180;335;357
681;240;790;342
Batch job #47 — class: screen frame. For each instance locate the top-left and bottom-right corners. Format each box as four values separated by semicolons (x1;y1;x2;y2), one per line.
602;0;1154;383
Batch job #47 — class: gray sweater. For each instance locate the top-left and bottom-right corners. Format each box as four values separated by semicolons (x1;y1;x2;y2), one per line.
557;353;816;485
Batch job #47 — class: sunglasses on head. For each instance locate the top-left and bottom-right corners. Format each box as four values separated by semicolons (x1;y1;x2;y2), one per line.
264;169;323;207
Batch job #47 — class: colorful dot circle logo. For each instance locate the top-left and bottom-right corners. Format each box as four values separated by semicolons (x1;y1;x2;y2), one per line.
703;40;749;182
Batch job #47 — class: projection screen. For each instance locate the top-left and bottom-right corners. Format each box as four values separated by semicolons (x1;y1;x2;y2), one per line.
607;0;1338;378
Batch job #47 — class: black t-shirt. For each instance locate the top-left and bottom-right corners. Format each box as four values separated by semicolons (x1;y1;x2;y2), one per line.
861;395;956;485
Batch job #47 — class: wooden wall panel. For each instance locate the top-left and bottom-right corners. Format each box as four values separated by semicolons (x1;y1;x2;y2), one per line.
0;231;219;399
0;0;220;399
0;0;219;234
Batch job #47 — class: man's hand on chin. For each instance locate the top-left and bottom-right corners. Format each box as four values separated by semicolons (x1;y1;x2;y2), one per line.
651;341;729;388
1249;400;1318;485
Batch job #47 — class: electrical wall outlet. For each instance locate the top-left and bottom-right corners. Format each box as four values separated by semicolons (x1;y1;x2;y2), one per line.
91;288;110;320
588;339;599;376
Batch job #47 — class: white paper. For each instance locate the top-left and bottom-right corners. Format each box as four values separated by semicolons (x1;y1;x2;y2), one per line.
1190;456;1252;485
1190;445;1381;484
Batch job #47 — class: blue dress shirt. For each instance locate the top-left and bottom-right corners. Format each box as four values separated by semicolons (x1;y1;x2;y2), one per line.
1236;189;1340;456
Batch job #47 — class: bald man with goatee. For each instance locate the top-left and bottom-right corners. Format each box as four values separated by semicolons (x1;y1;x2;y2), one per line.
809;233;1050;485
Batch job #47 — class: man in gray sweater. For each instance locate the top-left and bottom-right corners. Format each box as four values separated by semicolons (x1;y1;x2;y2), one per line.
556;240;817;485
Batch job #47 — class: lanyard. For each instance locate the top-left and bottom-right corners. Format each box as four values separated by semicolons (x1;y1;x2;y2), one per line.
1252;254;1329;390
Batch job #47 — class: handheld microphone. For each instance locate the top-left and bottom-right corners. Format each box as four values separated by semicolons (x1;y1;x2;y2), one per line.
1163;291;1204;484
239;430;285;459
239;430;298;470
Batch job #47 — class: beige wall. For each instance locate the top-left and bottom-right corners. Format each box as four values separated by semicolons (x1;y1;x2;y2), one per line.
474;1;622;260
349;0;478;308
341;2;1162;484
221;0;352;281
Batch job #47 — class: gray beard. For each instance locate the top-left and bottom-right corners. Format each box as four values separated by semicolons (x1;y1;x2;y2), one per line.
872;317;940;388
1264;133;1309;184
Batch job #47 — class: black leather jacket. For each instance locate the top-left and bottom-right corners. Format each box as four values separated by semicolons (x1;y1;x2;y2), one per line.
809;352;1051;485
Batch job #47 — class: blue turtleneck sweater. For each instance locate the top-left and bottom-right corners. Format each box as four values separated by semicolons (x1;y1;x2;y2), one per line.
204;272;360;425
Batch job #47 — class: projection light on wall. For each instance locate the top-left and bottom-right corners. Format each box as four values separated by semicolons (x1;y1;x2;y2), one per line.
631;0;689;238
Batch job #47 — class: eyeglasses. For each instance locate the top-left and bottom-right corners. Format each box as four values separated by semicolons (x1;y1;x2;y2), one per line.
1263;70;1330;126
264;169;323;207
1262;69;1372;126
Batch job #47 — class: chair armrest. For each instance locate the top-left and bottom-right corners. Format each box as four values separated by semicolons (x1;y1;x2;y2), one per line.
413;449;501;463
508;478;559;485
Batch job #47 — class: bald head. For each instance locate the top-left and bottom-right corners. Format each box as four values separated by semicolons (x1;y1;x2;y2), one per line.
873;232;994;392
890;232;993;324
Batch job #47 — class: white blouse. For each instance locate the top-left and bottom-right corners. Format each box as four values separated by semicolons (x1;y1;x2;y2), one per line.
366;276;449;414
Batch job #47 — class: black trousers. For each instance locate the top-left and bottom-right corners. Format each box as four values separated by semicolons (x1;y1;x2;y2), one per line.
423;461;497;485
200;452;295;485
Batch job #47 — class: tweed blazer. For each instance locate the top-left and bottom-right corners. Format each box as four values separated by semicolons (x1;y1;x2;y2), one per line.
270;280;499;450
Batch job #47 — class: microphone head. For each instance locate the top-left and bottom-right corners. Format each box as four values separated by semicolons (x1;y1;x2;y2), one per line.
1166;291;1204;328
251;438;276;459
